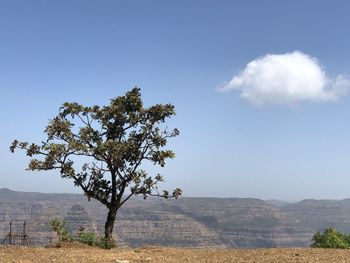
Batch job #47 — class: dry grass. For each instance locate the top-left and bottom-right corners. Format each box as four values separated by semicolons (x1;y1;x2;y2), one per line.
1;245;350;262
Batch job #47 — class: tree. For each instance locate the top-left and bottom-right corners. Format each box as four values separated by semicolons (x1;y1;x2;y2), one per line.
10;87;181;247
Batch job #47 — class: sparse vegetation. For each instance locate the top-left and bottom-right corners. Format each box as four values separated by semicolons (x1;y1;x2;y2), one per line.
50;218;114;248
77;231;100;246
77;230;116;248
311;227;350;249
49;218;71;244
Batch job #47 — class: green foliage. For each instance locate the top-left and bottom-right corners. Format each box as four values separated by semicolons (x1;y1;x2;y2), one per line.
77;232;100;246
10;88;181;202
99;236;117;249
77;231;117;249
311;227;350;249
49;218;71;243
49;221;117;249
77;231;116;248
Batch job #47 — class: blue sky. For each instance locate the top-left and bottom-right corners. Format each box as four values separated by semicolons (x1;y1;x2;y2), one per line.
1;0;350;200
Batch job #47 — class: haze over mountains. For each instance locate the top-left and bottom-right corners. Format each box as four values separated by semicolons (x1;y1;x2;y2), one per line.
1;188;350;248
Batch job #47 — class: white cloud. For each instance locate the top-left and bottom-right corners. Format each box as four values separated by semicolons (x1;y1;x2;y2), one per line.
220;51;349;106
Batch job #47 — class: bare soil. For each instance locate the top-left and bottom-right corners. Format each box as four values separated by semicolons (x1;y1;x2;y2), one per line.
1;245;350;263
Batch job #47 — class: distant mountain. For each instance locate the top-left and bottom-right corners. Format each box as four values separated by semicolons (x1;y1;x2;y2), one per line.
265;199;294;207
1;188;349;248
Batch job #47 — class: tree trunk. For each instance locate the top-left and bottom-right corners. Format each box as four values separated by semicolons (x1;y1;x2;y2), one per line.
104;209;117;248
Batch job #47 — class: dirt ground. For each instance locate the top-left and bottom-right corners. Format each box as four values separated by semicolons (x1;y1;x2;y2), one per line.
1;246;350;263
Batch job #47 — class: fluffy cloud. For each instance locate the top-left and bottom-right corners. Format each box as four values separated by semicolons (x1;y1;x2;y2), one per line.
220;51;349;106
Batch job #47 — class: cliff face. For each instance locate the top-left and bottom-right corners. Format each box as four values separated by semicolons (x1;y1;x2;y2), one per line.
166;198;313;248
64;204;97;235
0;188;349;248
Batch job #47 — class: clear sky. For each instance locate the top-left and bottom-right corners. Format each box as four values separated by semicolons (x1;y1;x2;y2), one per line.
1;0;350;200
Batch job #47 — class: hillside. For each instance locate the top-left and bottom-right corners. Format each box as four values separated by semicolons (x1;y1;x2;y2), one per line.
1;188;350;248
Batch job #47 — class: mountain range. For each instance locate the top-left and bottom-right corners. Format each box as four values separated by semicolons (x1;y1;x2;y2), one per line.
1;188;350;248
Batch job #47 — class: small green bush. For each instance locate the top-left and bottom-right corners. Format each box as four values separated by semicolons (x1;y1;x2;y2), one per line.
311;227;350;249
99;236;117;249
49;217;72;243
49;218;117;249
77;231;116;249
77;232;100;246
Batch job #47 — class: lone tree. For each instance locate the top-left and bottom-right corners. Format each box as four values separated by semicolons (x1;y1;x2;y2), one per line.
10;87;181;247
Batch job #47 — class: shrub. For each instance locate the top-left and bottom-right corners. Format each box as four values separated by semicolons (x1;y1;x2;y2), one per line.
77;232;100;246
49;218;71;243
99;236;117;249
311;227;350;249
49;218;117;249
77;231;116;249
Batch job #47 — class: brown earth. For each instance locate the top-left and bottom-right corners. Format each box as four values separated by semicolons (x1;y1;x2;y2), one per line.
1;246;350;263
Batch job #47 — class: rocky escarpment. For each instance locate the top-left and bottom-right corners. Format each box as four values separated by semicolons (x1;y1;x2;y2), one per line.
64;204;97;235
0;188;349;248
164;198;313;247
114;201;226;248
